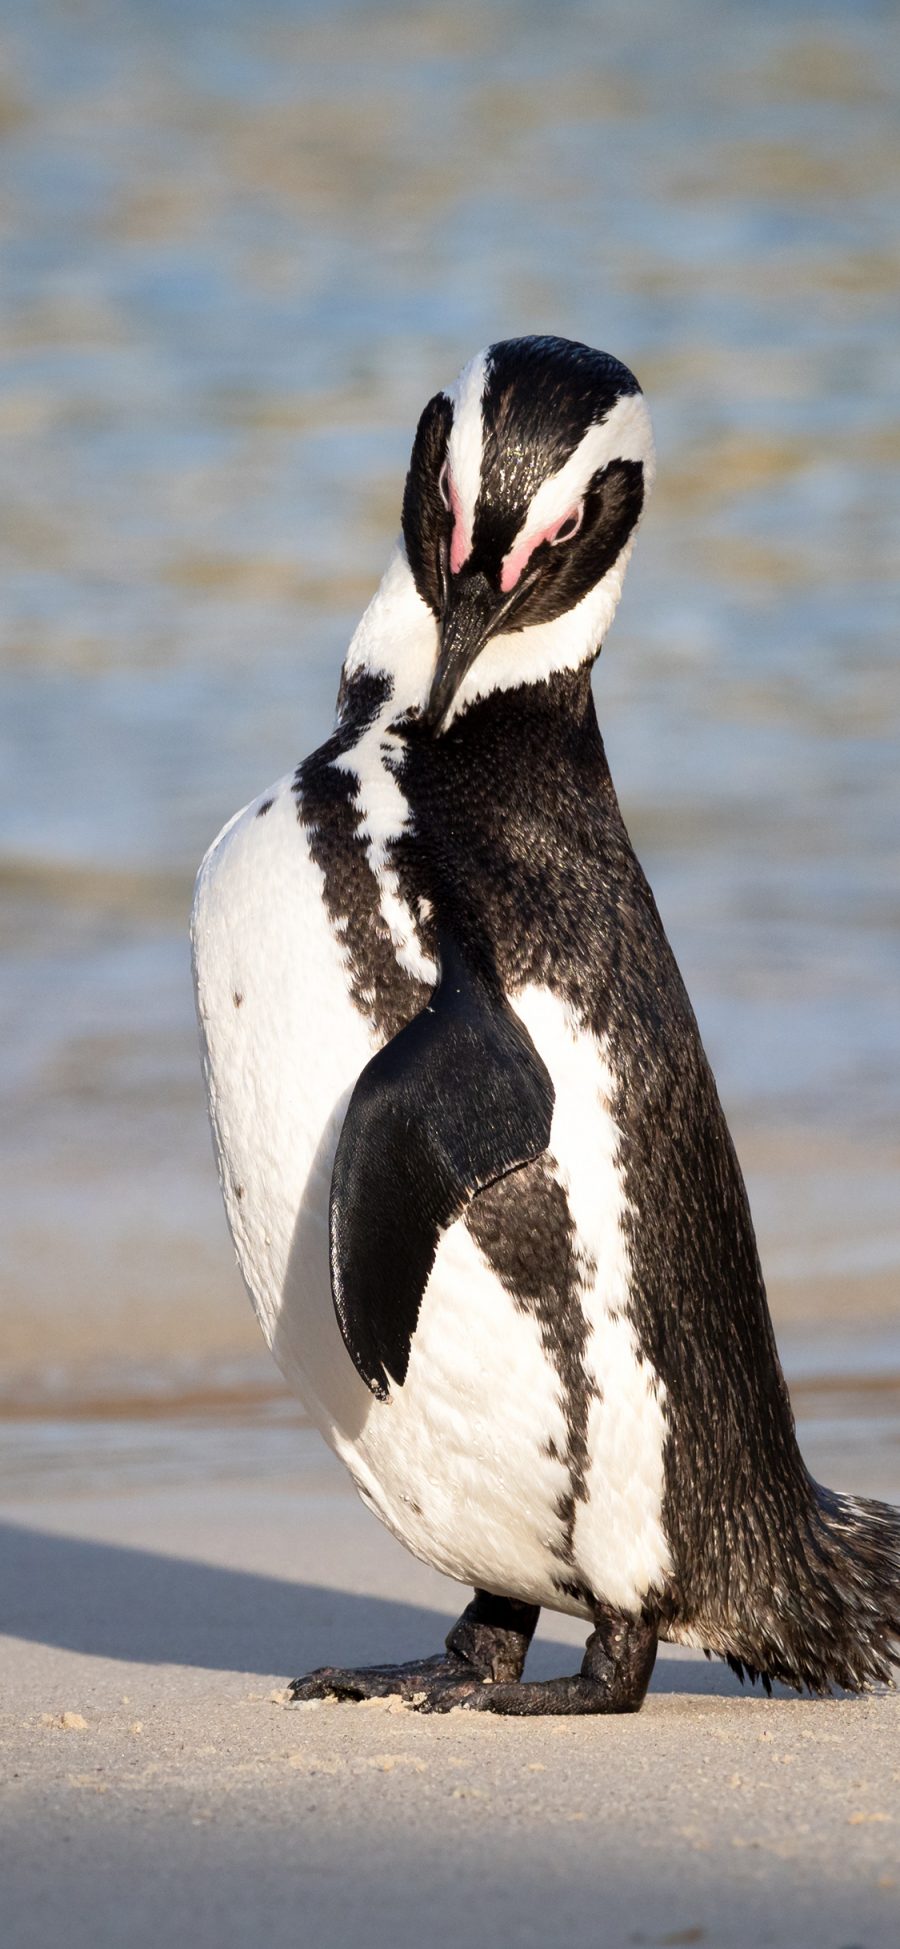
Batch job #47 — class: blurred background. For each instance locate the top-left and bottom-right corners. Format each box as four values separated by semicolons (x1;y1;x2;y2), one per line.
1;0;898;1492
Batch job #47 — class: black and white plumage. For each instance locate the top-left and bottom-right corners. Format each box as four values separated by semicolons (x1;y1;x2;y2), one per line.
192;336;900;1713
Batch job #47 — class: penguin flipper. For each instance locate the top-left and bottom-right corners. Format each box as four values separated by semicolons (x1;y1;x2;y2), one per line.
329;932;554;1399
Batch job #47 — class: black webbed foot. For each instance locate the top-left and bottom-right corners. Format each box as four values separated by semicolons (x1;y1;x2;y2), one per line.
289;1651;472;1706
453;1607;659;1715
288;1590;540;1707
289;1596;657;1717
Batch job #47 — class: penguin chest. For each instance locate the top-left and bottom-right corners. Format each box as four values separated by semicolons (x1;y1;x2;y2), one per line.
191;777;376;1433
369;992;674;1617
192;784;672;1617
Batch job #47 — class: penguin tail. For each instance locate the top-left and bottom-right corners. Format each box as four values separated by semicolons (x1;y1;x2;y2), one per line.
701;1479;900;1696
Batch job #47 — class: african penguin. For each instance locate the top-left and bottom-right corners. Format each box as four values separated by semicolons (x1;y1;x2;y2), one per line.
192;335;900;1714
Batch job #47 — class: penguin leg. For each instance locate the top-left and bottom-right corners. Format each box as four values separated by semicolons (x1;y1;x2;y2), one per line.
423;1604;658;1716
287;1589;540;1705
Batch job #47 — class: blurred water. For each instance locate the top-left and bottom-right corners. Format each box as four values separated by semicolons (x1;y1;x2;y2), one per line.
3;1326;900;1501
1;0;898;1407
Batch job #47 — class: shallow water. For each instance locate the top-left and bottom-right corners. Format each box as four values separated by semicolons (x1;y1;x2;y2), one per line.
1;1;899;1426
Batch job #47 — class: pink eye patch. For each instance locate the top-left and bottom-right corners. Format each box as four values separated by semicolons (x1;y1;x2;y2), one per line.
500;505;583;593
438;459;472;577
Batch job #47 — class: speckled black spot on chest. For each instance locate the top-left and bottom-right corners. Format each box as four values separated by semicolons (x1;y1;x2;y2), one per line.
466;1156;595;1572
294;670;429;1042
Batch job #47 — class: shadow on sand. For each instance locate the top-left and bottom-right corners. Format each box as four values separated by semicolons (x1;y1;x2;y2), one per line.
1;1519;811;1701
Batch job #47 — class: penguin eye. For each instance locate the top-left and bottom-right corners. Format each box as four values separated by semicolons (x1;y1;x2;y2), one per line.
548;504;583;546
438;459;452;511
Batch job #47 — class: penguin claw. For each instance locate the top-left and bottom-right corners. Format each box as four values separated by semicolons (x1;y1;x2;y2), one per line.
287;1665;385;1703
410;1677;487;1713
287;1653;471;1705
456;1675;645;1715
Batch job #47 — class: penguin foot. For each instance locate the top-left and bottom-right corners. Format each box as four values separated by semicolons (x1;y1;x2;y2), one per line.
288;1589;540;1707
288;1651;475;1705
448;1674;642;1714
433;1607;659;1716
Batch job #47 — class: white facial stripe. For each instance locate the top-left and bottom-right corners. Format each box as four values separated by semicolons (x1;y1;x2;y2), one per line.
445;347;490;553
502;390;655;576
341;362;654;728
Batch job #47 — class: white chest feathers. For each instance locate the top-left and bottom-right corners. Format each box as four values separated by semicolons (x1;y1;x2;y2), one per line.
192;778;672;1619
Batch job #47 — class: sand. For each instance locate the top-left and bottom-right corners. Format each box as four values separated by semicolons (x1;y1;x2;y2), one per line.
3;1435;900;1949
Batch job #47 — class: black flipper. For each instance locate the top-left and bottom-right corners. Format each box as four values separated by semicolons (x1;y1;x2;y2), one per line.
329;932;554;1398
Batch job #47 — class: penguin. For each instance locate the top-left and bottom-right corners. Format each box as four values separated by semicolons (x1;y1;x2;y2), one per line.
192;335;900;1714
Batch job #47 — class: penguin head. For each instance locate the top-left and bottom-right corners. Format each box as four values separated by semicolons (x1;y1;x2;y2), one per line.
401;336;655;732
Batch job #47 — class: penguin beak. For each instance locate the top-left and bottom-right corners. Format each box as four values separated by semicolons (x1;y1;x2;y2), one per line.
425;571;495;734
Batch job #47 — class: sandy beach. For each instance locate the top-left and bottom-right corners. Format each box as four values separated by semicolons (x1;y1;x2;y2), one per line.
4;1422;899;1949
3;4;900;1944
